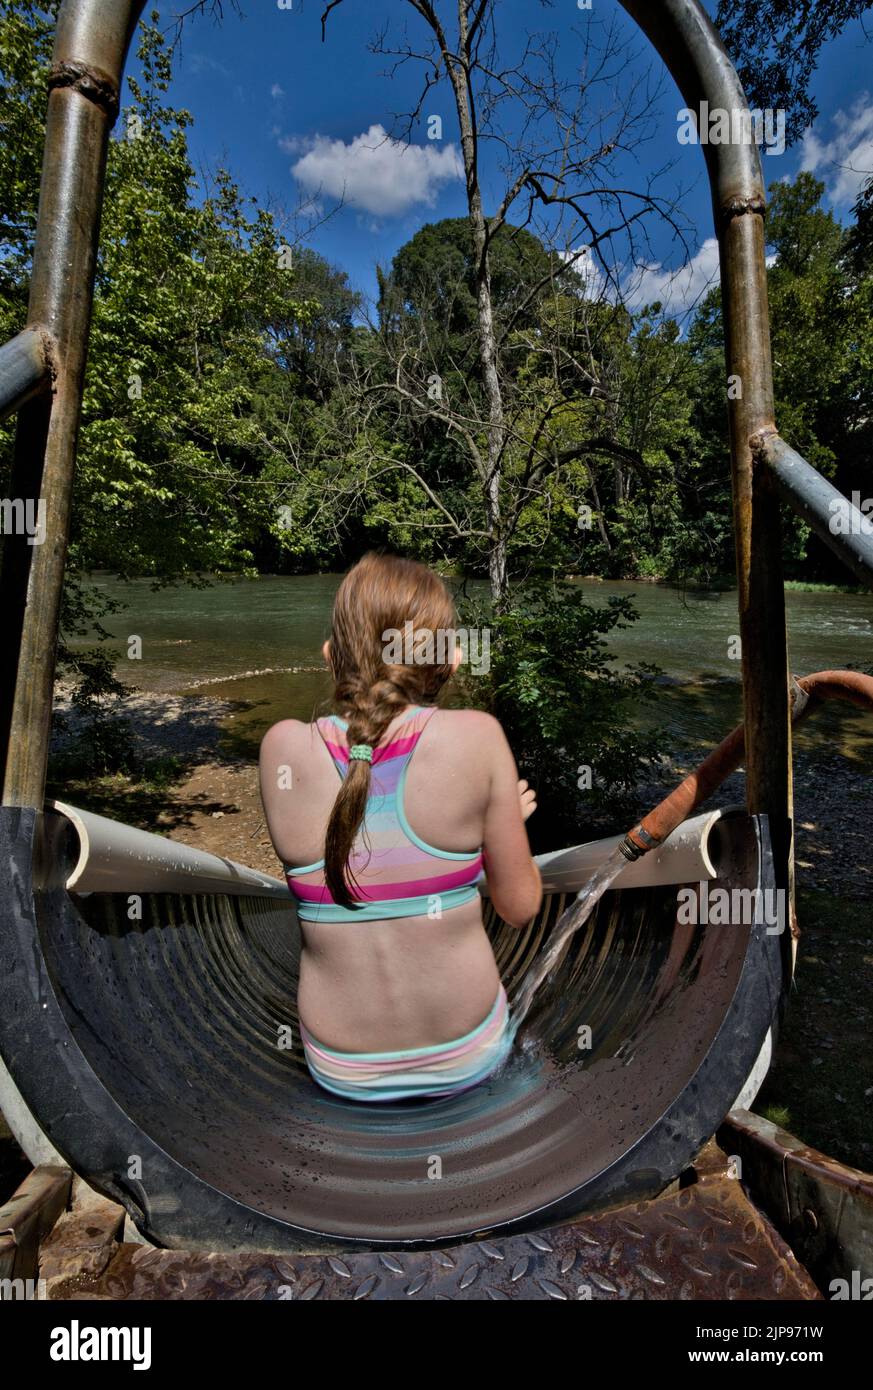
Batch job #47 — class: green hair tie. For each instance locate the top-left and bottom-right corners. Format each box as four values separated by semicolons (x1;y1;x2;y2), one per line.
349;744;373;763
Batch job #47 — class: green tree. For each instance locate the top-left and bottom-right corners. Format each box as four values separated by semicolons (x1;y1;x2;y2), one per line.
685;172;873;582
0;5;330;768
457;581;663;849
716;0;873;144
75;18;317;581
1;7;320;583
383;218;559;350
323;0;682;603
0;0;57;340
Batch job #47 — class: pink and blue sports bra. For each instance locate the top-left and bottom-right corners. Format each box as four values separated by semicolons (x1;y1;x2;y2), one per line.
283;705;485;923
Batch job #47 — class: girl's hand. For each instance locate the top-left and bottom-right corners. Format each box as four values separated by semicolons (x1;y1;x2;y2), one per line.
518;778;537;822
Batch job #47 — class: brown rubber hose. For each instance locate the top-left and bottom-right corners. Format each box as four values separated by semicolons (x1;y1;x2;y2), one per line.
620;669;873;861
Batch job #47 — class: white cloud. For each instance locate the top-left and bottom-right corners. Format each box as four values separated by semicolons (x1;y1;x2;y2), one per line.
287;124;463;216
270;83;285;100
188;52;231;78
560;247;607;301
278;134;309;156
559;240;723;317
621;237;721;314
801;95;873;207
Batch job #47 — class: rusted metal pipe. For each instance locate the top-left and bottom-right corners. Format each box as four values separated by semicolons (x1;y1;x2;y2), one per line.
0;0;147;807
0;327;55;421
617;0;792;915
620;669;873;860
617;0;765;221
753;431;873;588
796;669;873;711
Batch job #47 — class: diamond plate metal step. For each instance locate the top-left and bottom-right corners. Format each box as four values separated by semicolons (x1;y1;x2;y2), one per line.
47;1147;819;1301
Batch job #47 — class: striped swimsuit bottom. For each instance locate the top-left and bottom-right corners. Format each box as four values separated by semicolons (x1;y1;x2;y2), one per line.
300;984;512;1103
284;705;513;1103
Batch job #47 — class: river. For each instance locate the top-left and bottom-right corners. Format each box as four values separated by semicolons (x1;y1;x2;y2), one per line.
73;573;873;762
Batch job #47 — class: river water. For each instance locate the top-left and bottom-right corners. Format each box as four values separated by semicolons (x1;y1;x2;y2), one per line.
73;573;873;761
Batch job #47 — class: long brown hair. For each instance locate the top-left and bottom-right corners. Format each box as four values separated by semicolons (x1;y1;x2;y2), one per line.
323;552;458;908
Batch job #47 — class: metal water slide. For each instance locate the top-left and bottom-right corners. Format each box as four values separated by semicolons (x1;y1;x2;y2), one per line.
0;0;871;1264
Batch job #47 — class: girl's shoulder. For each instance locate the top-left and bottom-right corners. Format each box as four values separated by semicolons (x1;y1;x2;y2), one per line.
259;717;328;759
260;709;505;757
430;706;498;723
427;707;505;743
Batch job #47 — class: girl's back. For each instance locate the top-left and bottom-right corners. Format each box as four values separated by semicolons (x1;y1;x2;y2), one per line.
261;704;519;1051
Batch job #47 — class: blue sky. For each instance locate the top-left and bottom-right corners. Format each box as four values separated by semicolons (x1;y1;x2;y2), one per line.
142;1;873;321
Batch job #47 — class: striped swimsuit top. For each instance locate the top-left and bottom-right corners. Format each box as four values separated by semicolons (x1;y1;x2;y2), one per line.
283;705;484;923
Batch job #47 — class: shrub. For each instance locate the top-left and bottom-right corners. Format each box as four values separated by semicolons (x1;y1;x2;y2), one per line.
456;580;664;850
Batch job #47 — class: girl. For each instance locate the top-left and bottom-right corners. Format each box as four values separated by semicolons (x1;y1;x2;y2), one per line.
259;552;542;1102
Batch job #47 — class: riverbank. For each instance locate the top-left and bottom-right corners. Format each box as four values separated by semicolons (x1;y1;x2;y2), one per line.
570;574;869;594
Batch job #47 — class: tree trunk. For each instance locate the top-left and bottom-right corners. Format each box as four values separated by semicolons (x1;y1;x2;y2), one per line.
590;476;612;553
449;0;508;609
475;244;508;607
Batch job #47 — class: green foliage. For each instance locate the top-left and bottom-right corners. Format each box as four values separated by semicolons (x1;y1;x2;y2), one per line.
0;0;57;338
384;218;563;347
457;582;663;847
75;19;318;581
562;305;706;582
1;7;328;588
846;176;873;277
52;645;139;777
684;172;873;583
0;6;335;777
45;577;139;775
716;0;873;144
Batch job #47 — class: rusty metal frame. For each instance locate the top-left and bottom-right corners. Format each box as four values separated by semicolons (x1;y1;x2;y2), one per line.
0;328;56;421
752;430;873;587
0;0;864;882
618;0;792;908
0;0;147;807
720;1109;873;1294
1;0;871;1263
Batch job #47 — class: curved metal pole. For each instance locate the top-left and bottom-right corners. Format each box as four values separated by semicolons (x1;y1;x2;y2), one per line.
0;0;147;806
1;1;790;843
0;0;793;1222
0;0;791;885
0;328;55;422
753;431;873;588
618;0;791;906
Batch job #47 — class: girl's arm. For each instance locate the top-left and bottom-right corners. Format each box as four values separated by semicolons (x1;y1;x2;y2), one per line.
480;717;543;929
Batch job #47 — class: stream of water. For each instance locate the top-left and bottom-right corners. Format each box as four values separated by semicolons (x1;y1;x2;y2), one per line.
508;844;630;1039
